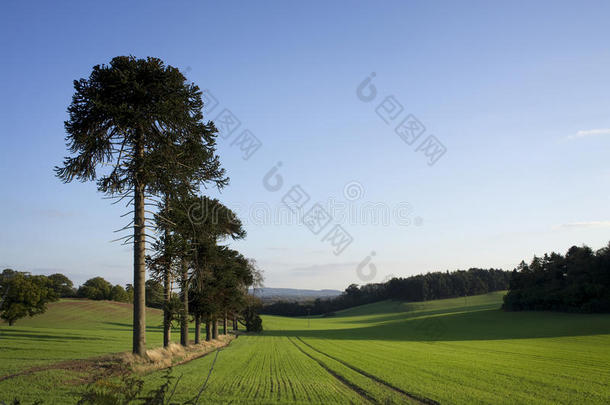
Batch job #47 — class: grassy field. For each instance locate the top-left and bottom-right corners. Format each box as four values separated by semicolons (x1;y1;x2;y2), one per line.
1;293;610;404
0;299;194;402
0;300;167;376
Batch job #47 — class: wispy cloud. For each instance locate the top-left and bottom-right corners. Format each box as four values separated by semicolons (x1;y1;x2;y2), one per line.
553;221;610;230
568;128;610;140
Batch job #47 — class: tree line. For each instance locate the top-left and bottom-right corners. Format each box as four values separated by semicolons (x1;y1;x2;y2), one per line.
51;55;263;354
503;242;610;312
0;270;131;324
0;272;167;305
262;268;511;317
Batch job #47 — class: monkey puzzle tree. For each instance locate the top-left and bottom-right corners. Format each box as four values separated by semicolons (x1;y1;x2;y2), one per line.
213;248;253;334
170;194;245;345
169;195;246;345
55;56;224;355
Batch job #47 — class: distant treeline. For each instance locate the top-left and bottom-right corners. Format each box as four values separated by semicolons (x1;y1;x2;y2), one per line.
0;269;171;325
262;268;511;317
503;243;610;313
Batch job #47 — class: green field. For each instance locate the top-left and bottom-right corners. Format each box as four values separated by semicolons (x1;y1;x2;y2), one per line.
1;292;610;404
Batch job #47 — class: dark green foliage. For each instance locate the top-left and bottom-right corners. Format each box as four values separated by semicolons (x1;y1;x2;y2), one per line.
125;284;134;303
503;242;610;312
77;277;131;303
0;270;58;325
151;193;251;345
189;246;257;334
243;297;263;333
56;55;228;355
262;268;511;316
110;285;130;302
145;279;165;309
48;273;76;297
77;277;113;300
55;55;226;195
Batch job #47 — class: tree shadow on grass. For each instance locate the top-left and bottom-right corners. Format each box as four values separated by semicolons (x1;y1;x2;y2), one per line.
101;321;201;334
262;309;610;342
0;329;105;341
102;321;164;331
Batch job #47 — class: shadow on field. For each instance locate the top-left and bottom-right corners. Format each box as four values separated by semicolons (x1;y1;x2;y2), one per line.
0;329;105;341
329;303;499;325
103;321;164;331
102;322;202;334
262;309;610;342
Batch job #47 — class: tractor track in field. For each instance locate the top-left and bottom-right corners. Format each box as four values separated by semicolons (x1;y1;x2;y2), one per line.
287;337;379;404
295;337;440;405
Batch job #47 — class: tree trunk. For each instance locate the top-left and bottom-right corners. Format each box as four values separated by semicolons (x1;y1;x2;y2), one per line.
205;317;211;341
233;316;238;331
180;262;189;346
162;205;171;348
212;318;218;339
194;315;201;344
223;312;227;335
132;137;146;356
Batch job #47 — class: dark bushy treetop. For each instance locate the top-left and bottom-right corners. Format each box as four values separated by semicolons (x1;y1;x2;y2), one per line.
48;273;76;297
503;242;610;312
145;279;165;309
0;269;58;325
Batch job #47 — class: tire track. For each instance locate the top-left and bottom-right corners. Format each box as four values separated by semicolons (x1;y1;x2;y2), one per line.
287;337;378;404
295;337;440;405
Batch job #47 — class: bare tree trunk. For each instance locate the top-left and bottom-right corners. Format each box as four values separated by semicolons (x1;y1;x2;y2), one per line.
132;137;146;356
194;315;201;344
163;273;171;347
163;230;171;348
180;261;189;346
223;311;227;335
205;317;211;341
233;315;238;331
212;318;218;339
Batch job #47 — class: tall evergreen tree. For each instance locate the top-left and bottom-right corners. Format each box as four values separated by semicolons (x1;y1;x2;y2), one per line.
162;194;245;346
55;56;225;355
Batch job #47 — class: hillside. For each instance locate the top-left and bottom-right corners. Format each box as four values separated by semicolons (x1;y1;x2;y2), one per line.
2;292;610;404
140;290;610;404
0;299;167;376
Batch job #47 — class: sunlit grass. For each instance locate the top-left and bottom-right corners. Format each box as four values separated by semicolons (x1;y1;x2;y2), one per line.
2;293;610;404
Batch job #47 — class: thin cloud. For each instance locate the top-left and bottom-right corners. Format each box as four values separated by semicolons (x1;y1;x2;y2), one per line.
553;221;610;230
568;128;610;140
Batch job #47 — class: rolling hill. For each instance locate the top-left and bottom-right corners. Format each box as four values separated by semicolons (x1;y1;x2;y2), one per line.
3;292;609;403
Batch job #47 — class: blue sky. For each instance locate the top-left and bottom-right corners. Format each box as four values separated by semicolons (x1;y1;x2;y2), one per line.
1;1;610;289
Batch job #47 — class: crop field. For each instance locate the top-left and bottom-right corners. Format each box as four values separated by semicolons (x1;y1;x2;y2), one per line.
0;300;168;376
1;292;610;404
0;299;185;402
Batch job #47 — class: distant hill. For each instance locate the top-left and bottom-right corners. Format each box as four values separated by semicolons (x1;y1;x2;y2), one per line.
250;287;342;302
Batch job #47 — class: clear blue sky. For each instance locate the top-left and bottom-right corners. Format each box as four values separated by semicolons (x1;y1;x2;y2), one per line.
1;1;609;289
